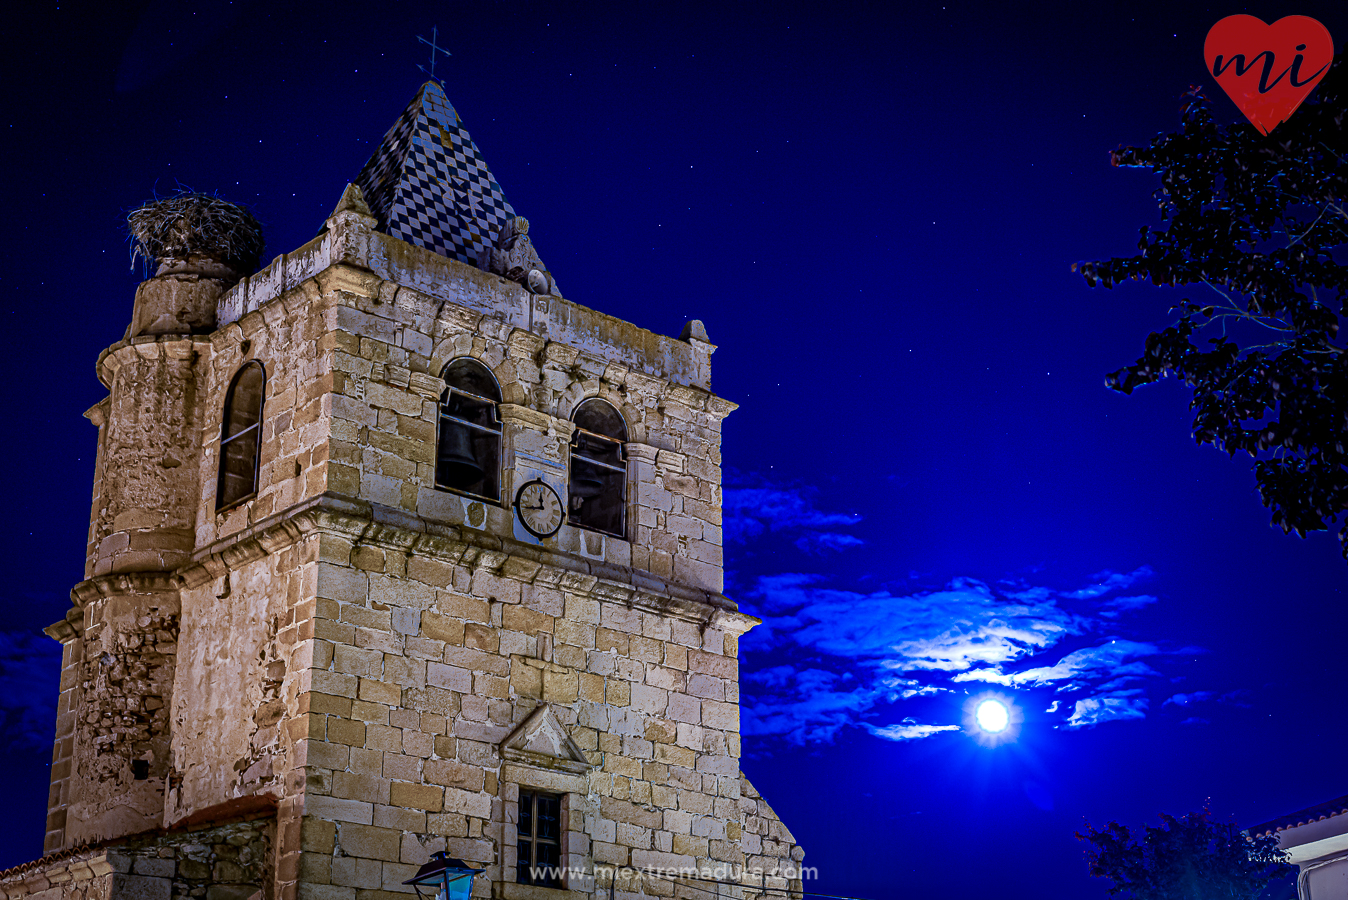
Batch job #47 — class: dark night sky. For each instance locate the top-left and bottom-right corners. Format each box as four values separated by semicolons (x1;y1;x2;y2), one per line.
3;2;1347;898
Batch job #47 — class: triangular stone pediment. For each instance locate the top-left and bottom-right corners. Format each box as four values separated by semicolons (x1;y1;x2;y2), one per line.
500;703;592;775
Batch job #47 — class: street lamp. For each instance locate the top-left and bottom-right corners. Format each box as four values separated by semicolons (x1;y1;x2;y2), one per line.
403;852;483;900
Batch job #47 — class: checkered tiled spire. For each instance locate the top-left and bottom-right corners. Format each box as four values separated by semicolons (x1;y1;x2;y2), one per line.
355;81;517;268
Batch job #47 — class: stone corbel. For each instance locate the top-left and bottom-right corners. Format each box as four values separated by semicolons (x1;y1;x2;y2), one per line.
383;364;412;390
379;365;444;402
655;449;686;474
625;371;663;396
68;571;181;608
601;362;631;388
407;371;446;401
709;606;762;638
540;340;579;368
499;403;575;440
315;263;381;300
84;398;109;429
624;442;659;466
44;606;86;643
705;395;739;420
506;328;546;359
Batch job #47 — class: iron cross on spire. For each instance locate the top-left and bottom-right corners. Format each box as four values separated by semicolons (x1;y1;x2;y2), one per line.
416;26;451;81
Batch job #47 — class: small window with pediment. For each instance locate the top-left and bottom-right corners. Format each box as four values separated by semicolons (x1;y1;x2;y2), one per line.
217;361;265;511
569;399;627;537
436;358;502;503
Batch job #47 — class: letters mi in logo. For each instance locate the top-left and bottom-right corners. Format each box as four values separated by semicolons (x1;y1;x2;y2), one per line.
1204;16;1333;135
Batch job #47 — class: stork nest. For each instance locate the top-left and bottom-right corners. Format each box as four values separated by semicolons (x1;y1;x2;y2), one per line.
127;192;265;275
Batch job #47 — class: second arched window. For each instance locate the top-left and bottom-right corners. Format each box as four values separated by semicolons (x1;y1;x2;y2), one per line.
217;361;266;511
569;399;627;537
436;358;502;502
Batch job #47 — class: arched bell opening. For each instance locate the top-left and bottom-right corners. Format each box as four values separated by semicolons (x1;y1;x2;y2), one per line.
436;357;503;504
569;399;628;538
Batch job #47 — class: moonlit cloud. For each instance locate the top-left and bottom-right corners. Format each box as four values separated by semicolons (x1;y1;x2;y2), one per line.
729;475;1212;745
865;719;963;742
794;532;866;554
1065;693;1150;728
1163;689;1250;710
1100;594;1160;617
752;575;1083;669
742;666;878;744
1062;567;1154;599
955;640;1160;689
0;629;61;751
722;470;862;549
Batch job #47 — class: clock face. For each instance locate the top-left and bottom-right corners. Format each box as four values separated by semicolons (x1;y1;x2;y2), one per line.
514;479;564;538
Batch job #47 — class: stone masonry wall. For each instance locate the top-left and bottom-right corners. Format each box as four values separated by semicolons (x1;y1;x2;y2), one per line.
111;817;274;900
307;260;733;597
83;398;110;580
197;283;335;549
216;223;715;394
88;338;209;577
0;818;273;900
288;526;755;900
43;610;86;852
739;777;806;895
167;538;319;827
60;581;181;848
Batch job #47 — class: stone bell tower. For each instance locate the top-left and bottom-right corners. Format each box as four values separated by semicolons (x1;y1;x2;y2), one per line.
4;80;805;900
40;197;268;851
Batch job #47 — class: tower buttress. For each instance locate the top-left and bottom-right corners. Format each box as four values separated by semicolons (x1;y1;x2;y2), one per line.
42;196;261;849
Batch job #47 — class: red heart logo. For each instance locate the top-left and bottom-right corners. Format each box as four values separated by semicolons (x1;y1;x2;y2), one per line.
1204;15;1334;135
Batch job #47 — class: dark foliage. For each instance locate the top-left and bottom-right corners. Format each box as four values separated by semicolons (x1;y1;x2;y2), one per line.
1076;62;1348;555
1078;811;1291;900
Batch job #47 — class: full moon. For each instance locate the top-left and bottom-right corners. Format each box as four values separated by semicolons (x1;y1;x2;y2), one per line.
975;699;1009;733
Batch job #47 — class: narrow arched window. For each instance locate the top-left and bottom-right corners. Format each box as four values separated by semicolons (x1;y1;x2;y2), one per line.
436;358;502;502
217;361;265;511
569;399;627;537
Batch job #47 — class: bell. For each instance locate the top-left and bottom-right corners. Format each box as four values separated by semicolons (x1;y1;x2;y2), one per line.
437;427;483;487
570;465;604;499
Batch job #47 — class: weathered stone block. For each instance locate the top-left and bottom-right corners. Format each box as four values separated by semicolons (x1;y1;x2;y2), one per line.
327;718;367;746
336;823;401;862
389;781;443;812
427;662;471;692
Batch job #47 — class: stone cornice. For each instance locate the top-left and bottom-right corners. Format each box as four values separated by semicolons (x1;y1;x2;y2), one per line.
69;571;181;608
95;334;213;389
665;383;738;420
164;493;756;634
